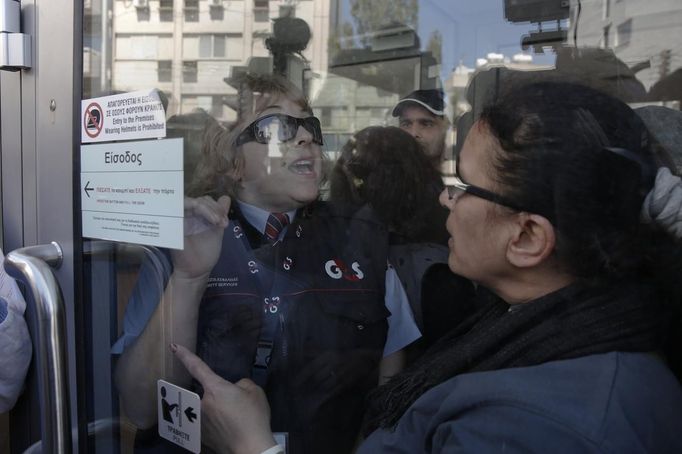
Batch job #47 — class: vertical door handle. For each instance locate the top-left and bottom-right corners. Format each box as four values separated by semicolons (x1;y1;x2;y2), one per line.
4;242;71;454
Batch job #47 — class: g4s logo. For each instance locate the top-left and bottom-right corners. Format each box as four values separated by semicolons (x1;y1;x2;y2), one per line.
325;259;364;281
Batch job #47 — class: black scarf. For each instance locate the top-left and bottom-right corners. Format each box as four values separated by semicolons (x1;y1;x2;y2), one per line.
363;282;668;434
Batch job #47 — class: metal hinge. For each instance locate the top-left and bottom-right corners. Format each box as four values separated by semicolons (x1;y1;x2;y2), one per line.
0;0;31;71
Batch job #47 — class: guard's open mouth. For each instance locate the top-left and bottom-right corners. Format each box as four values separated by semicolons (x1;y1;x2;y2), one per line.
288;159;316;175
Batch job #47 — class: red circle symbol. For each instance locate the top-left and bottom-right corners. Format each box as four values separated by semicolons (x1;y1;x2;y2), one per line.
84;102;104;139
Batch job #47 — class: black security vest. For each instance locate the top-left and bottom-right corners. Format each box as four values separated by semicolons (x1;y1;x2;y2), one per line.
196;201;390;454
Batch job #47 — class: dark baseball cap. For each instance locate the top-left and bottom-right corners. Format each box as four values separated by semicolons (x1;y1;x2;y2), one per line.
392;89;445;117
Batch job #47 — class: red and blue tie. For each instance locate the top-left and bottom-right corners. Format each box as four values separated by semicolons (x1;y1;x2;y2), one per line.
264;212;289;242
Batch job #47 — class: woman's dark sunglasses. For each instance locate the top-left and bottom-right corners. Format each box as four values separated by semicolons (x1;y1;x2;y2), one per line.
235;113;324;147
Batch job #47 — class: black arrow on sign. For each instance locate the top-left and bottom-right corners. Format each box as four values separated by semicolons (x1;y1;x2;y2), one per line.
84;181;94;198
184;407;197;423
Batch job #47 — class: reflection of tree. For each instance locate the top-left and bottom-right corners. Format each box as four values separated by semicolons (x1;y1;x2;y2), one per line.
427;30;442;64
328;21;356;54
349;0;418;47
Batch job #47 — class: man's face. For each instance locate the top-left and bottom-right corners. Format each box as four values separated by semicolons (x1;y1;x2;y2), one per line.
398;105;447;162
237;96;323;212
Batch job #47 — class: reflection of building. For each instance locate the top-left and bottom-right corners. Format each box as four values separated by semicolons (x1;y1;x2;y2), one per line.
84;0;106;96
444;53;550;122
443;54;551;170
311;75;398;157
85;0;466;155
570;0;682;96
312;3;442;153
89;0;331;121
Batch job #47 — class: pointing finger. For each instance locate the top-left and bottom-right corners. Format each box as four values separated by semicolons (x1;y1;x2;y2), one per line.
171;343;225;389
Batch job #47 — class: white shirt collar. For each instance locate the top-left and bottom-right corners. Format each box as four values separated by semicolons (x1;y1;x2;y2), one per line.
237;200;296;239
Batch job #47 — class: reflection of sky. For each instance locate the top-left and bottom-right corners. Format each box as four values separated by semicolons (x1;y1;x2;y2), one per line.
340;0;561;80
420;0;559;69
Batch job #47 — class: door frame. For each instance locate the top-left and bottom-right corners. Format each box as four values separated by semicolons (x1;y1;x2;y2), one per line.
1;0;85;451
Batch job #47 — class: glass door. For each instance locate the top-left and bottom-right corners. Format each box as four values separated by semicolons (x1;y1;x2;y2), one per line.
3;0;681;452
79;2;682;454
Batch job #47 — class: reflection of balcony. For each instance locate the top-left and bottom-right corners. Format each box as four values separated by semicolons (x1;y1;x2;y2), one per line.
83;47;101;78
133;0;149;9
504;0;569;24
330;48;438;95
329;25;439;94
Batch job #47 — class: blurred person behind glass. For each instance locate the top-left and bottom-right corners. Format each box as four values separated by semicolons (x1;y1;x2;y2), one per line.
393;89;450;170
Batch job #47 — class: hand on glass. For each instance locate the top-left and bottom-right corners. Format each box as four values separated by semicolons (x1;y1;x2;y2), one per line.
172;195;231;280
171;343;277;454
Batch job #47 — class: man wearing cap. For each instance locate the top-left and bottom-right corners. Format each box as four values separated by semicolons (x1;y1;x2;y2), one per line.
392;89;449;168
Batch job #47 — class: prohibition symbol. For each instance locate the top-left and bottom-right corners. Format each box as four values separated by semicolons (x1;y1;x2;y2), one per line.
84;102;104;139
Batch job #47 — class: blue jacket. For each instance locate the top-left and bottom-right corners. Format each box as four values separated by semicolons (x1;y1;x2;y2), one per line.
359;352;682;453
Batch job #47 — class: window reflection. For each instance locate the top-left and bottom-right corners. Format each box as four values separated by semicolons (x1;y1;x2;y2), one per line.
82;0;682;451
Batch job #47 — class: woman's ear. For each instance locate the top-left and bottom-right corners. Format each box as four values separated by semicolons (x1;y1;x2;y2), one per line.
506;213;556;268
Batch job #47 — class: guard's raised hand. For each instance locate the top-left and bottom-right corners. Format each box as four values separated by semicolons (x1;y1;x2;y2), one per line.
172;195;231;280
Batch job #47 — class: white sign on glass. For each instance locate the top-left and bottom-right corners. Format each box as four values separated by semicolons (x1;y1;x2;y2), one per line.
157;380;201;453
80;138;184;249
81;89;167;143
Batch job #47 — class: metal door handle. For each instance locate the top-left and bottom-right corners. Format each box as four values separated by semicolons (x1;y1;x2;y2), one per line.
4;242;71;454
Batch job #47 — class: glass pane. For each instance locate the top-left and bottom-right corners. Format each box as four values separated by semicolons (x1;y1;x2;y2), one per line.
157;35;173;59
82;0;682;452
182;60;197;83
214;35;226;58
157;60;172;83
182;35;198;59
198;35;211;59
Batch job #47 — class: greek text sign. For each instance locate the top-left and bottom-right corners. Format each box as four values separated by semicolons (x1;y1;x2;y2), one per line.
158;380;201;453
81;90;166;143
80;138;184;249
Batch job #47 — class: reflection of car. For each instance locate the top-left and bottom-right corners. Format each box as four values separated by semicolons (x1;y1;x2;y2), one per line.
322;132;353;161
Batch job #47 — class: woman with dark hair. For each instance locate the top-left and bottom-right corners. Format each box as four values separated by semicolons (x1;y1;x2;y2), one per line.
330;126;447;243
329;126;478;349
170;81;682;453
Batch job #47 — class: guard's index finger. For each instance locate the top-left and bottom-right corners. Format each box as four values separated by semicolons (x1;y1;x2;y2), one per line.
171;343;223;388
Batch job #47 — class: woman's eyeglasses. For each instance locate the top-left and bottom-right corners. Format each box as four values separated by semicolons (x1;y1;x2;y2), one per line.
446;173;526;213
235;113;324;147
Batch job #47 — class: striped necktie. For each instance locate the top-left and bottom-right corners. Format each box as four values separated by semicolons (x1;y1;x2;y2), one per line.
264;212;289;242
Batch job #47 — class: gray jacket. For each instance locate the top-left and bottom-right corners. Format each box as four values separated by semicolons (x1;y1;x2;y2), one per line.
359;352;682;453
